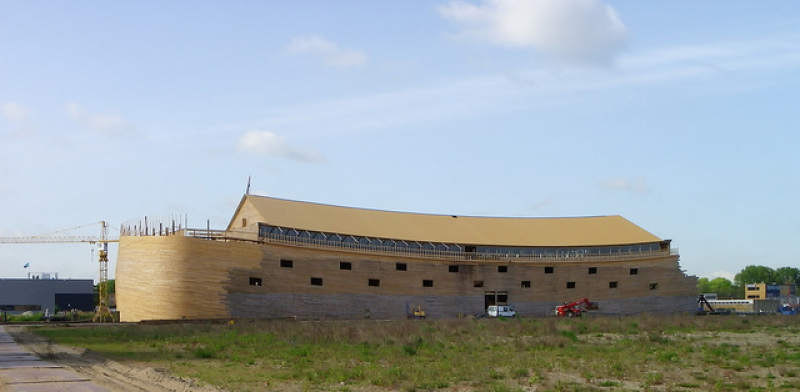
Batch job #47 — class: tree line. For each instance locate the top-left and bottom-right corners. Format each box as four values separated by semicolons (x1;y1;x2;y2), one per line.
697;265;800;299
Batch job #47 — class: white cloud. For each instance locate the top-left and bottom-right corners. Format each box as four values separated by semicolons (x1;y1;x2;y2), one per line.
236;34;800;140
597;177;650;193
0;102;32;122
0;101;35;138
713;271;736;282
65;103;134;135
236;129;325;162
439;0;627;66
287;35;368;67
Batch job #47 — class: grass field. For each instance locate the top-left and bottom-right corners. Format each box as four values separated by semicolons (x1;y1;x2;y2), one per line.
29;314;800;391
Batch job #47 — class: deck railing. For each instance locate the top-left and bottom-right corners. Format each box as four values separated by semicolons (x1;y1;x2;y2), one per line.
172;229;677;264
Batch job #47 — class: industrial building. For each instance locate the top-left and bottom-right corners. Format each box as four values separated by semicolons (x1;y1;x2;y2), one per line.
745;283;797;303
0;277;94;315
707;298;782;314
116;194;697;322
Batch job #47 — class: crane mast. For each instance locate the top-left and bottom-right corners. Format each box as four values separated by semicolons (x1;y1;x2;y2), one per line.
92;221;113;322
0;221;118;322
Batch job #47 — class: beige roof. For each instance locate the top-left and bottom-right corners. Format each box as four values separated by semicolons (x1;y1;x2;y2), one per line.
239;195;663;247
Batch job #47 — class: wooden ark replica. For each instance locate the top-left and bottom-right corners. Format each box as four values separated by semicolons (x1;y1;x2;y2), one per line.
116;195;697;322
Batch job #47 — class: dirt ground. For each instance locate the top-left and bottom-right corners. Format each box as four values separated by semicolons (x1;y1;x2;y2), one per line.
2;325;225;392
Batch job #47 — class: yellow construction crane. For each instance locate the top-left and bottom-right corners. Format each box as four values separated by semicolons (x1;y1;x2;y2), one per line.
0;221;119;322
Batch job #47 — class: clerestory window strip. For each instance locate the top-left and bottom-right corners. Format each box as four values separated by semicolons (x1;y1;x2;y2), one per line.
258;224;662;258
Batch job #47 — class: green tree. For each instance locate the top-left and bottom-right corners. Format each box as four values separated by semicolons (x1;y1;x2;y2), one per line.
697;277;711;294
697;277;737;298
93;279;115;306
708;277;737;298
734;265;777;286
774;267;800;286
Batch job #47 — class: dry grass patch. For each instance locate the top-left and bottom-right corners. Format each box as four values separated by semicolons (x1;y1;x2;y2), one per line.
26;314;800;391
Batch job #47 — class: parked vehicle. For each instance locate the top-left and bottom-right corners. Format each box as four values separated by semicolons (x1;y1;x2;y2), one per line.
487;305;516;317
555;298;598;317
780;305;796;315
406;304;426;319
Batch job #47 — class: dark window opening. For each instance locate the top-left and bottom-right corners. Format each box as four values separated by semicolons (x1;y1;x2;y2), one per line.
465;246;477;253
650;282;658;290
340;262;352;270
474;280;484;288
396;263;407;271
609;281;618;289
498;266;508;273
242;218;247;227
588;267;597;275
423;279;434;287
280;259;293;268
449;265;459;273
630;268;638;275
310;277;323;286
544;266;554;274
521;281;531;288
566;281;576;289
249;277;262;286
54;294;94;312
368;279;380;287
0;305;41;312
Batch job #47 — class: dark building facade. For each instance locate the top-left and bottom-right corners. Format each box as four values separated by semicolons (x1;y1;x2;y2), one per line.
0;278;94;314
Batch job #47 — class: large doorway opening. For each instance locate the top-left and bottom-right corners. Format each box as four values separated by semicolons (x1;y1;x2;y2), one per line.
484;291;508;309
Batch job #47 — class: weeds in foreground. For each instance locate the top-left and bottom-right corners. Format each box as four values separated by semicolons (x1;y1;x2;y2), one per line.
28;314;800;391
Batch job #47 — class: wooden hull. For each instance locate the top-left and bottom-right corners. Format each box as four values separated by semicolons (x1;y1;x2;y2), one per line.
116;235;697;322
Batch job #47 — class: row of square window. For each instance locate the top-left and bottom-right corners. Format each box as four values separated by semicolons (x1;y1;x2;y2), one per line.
279;259;640;275
250;276;657;290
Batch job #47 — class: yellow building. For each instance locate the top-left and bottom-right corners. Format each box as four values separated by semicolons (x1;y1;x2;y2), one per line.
745;283;797;302
745;284;767;299
116;194;697;322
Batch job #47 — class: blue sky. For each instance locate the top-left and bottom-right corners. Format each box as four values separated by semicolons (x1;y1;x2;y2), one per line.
1;1;799;283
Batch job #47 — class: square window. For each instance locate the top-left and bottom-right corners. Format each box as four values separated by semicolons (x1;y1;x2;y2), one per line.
544;266;554;274
249;277;262;286
498;266;508;273
422;279;434;287
649;282;658;290
368;279;380;287
449;265;460;273
310;277;323;286
588;267;597;275
340;262;352;270
566;281;576;289
473;280;484;288
521;281;531;288
396;263;407;271
280;259;293;268
630;268;638;275
609;281;618;289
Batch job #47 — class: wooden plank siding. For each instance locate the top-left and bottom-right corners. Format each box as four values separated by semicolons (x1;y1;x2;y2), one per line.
117;234;697;322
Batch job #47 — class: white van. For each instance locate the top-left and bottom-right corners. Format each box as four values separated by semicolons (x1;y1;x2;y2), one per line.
486;305;516;317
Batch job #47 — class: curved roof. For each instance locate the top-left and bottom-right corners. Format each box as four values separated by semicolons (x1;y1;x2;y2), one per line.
237;195;663;247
